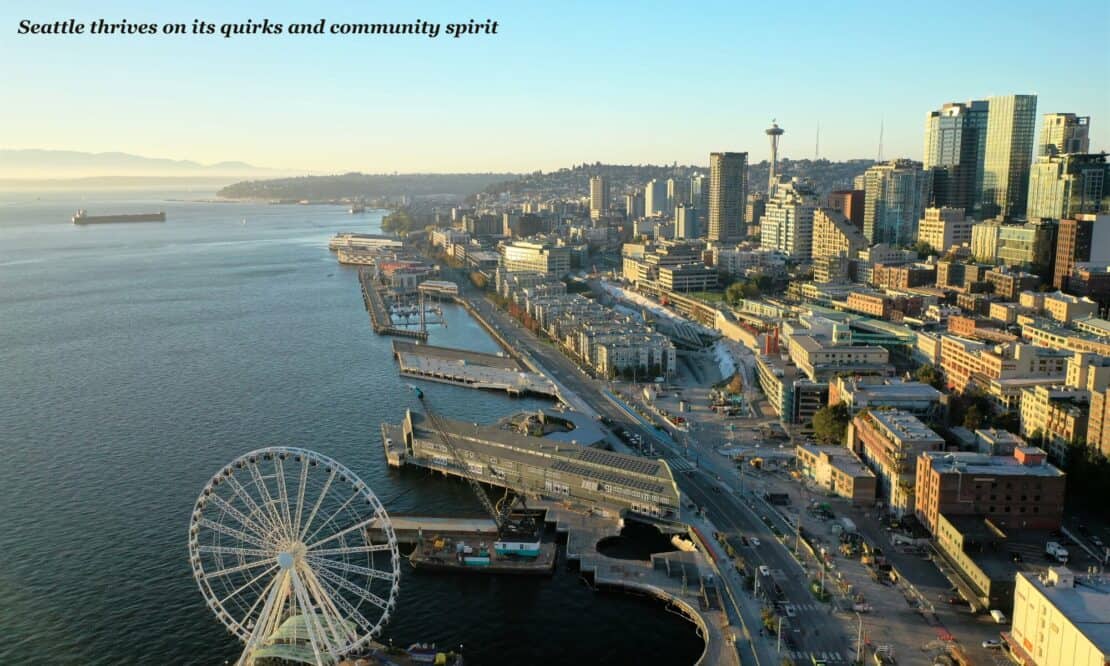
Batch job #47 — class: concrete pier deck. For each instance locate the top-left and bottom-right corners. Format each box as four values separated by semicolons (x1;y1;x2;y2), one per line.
391;340;558;397
368;515;498;544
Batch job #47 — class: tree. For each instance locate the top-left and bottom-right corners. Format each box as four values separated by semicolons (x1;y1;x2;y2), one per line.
725;281;747;306
964;404;985;430
912;240;936;259
812;404;850;444
727;373;744;395
381;208;416;234
913;363;944;389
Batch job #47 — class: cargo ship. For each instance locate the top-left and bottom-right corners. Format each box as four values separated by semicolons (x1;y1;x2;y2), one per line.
72;209;166;225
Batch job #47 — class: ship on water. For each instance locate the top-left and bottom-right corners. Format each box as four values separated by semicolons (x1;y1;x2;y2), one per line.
72;209;166;225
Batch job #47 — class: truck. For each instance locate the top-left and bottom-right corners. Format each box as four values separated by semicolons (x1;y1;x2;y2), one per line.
1045;541;1069;563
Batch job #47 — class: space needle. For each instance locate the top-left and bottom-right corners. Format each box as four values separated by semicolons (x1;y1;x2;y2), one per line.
766;120;784;194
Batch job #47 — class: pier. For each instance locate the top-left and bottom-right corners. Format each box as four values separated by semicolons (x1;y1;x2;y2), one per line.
391;340;558;398
359;268;428;340
382;409;679;518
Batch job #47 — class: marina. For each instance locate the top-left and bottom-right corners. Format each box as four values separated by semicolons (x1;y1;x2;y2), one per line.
359;267;429;340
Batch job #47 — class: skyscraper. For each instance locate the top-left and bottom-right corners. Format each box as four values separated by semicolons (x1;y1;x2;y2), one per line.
981;94;1038;219
1027;153;1110;221
645;179;667;217
923;100;988;215
1053;214;1110;289
589;175;610;219
826;190;865;230
862;159;931;246
761;178;817;258
666;177;689;216
707;152;747;242
1039;113;1090;157
624;190;645;220
689;174;708;211
675;204;699;239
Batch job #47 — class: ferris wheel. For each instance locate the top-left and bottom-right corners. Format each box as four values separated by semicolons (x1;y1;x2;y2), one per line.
188;447;400;666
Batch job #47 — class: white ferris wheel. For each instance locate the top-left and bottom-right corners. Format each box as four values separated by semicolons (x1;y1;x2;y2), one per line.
188;447;400;665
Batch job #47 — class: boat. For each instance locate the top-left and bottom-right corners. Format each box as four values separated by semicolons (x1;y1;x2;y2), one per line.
72;209;165;225
349;203;366;214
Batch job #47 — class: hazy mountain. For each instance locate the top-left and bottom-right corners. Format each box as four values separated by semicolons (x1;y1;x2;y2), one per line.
0;149;293;179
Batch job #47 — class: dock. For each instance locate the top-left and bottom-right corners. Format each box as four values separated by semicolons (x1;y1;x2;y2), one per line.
359;268;428;340
368;515;499;545
391;340;558;398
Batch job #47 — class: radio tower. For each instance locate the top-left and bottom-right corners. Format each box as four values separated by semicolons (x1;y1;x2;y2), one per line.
766;120;785;194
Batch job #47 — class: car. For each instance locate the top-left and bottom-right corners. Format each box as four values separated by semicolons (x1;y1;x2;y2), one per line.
750;538;761;547
1093;536;1105;548
759;565;770;576
982;639;1002;649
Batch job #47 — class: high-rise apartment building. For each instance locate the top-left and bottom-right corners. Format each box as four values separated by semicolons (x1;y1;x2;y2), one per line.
812;208;868;261
645;179;667;218
666;177;689;216
916;206;971;252
862;159;931;246
760;178;817;258
689;174;708;211
674;204;699;240
589;175;610;219
1027;153;1109;221
981;94;1038;219
745;193;766;228
1039;113;1091;157
625;190;645;220
707;152;747;242
924;100;989;214
826;190;865;230
1053;214;1110;288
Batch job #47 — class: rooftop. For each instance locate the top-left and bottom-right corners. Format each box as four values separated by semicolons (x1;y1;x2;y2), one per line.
797;444;874;478
921;449;1065;478
866;409;944;443
1019;570;1110;653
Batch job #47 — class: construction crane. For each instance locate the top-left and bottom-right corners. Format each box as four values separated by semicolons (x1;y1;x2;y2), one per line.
408;385;538;547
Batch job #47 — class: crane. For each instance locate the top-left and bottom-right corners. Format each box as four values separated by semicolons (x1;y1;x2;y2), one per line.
408;386;539;549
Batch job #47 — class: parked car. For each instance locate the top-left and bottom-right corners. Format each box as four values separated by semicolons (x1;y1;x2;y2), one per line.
982;639;1002;649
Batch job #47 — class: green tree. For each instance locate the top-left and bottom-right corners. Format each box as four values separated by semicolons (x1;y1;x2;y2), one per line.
725;281;746;306
914;363;944;389
812;404;851;444
381;208;416;234
912;240;936;258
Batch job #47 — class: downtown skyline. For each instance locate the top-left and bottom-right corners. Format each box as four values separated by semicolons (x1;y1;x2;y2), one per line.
2;0;1108;173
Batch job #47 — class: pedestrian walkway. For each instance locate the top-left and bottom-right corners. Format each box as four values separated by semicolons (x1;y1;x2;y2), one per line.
783;649;847;663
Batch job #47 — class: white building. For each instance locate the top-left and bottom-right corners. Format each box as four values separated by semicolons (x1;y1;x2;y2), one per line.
760;178;817;259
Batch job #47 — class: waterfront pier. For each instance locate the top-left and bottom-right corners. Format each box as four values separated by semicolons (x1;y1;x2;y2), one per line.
359;268;428;340
391;340;558;398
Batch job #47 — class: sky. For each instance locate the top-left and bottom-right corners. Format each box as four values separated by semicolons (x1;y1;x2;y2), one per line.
2;0;1108;174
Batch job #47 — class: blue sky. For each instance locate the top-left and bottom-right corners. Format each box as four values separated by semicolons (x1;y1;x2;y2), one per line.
3;0;1108;173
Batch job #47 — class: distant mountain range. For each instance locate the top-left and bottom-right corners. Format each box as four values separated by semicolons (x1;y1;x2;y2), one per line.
0;149;293;179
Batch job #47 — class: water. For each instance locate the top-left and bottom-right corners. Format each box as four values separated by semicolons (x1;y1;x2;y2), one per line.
0;191;703;665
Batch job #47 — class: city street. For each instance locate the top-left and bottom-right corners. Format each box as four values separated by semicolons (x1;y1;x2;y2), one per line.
461;285;857;664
